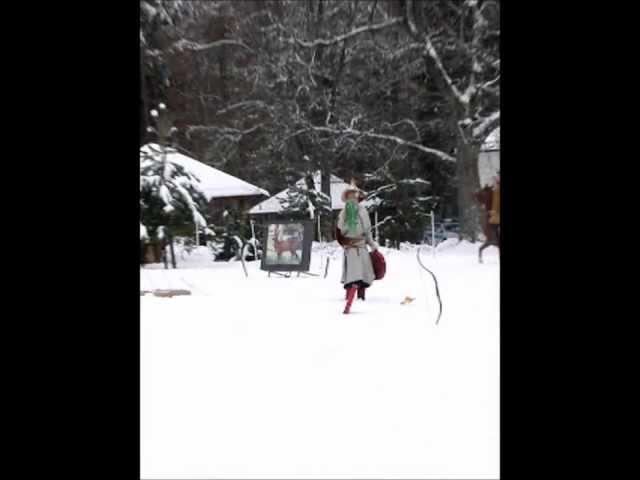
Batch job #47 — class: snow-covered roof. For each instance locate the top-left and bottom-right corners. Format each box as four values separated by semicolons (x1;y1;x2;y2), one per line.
481;127;500;151
140;143;269;200
478;127;500;187
248;171;374;215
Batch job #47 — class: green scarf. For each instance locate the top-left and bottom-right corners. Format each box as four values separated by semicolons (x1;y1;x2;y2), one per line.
344;200;359;234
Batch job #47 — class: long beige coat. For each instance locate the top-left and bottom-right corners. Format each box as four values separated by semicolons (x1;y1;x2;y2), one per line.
337;204;379;286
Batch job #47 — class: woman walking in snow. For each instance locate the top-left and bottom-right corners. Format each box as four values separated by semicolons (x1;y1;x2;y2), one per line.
336;181;380;314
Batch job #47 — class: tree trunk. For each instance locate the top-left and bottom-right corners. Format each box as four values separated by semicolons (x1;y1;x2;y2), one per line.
320;162;332;241
169;235;177;269
456;139;481;242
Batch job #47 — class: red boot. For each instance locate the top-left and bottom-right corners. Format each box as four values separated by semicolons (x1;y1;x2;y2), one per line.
343;286;357;314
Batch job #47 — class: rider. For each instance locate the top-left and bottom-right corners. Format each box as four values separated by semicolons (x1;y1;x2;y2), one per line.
489;172;500;239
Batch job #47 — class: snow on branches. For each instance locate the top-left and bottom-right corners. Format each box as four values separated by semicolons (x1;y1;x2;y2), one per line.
306;125;456;162
287;17;404;48
140;143;208;228
278;182;332;219
404;0;500;142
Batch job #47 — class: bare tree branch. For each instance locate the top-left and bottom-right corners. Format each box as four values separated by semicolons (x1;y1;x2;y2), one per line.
172;38;254;53
186;123;264;141
479;74;500;92
215;101;272;116
388;42;424;61
308;126;455;162
373;215;394;229
405;0;467;107
382;119;422;142
472;111;500;139
291;17;403;48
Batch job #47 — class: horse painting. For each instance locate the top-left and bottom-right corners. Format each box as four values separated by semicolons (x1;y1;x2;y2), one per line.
474;185;500;264
273;226;302;261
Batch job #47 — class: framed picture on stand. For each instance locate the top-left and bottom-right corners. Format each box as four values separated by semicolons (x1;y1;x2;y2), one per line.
260;220;313;272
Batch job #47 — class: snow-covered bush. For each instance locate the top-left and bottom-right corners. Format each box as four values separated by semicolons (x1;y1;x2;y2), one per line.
208;235;262;262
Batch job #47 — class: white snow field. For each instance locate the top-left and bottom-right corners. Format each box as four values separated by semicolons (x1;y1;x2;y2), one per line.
141;240;500;479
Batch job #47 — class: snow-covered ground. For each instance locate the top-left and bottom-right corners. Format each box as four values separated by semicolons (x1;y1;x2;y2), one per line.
141;240;500;479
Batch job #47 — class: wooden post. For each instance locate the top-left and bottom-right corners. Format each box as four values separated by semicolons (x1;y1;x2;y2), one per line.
162;241;168;270
169;235;177;268
431;210;436;258
240;245;248;278
375;210;379;243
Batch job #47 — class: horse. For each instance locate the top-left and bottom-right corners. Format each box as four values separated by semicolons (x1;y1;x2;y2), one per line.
474;185;500;264
273;226;301;261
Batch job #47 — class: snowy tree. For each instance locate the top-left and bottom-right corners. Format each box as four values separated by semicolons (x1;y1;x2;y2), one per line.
401;0;500;240
140;0;500;242
364;170;436;244
140;105;209;242
278;171;332;220
279;0;500;240
140;144;208;230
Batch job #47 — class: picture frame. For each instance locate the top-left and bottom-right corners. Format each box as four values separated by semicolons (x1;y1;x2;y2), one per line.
260;220;313;272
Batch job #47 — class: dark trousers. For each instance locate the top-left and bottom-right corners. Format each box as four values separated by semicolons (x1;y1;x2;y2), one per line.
344;280;370;290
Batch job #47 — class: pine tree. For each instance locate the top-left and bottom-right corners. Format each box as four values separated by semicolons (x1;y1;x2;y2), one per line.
140;105;209;240
278;171;332;220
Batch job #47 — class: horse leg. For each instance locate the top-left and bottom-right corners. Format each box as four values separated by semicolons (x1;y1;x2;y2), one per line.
478;242;488;264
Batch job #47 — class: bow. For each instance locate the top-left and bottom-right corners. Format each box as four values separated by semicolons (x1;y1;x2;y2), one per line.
416;246;443;325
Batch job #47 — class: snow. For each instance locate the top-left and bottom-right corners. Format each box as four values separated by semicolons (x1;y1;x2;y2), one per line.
478;127;499;187
478;150;499;188
249;172;377;215
306;198;315;218
481;126;500;151
140;223;148;240
158;184;173;207
473;112;500;138
141;144;269;200
150;109;159;118
141;240;499;478
399;178;430;186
